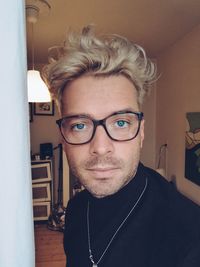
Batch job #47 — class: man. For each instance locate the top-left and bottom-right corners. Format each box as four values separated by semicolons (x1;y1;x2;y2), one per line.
42;26;200;267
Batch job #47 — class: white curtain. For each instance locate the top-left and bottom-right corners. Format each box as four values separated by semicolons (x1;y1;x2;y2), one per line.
0;0;35;266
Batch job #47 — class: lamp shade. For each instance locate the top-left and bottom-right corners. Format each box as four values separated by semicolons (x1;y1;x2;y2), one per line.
27;70;51;102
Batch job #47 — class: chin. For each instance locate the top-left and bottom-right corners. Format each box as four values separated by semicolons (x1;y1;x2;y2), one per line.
81;171;134;198
86;182;124;198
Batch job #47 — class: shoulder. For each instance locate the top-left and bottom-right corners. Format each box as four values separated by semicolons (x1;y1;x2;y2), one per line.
142;164;200;232
140;164;179;206
143;164;200;208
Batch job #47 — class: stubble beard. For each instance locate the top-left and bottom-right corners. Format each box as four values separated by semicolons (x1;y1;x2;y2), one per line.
68;154;140;198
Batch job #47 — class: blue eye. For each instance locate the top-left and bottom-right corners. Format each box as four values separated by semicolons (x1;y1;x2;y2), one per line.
72;123;85;131
116;120;128;128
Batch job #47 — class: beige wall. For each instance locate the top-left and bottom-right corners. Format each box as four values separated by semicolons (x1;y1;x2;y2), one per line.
156;24;200;204
141;83;157;169
30;104;60;155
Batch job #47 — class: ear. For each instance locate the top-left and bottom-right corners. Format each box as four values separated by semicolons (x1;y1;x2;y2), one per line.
140;119;145;148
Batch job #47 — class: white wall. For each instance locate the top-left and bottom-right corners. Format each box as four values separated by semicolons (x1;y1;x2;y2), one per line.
0;1;35;266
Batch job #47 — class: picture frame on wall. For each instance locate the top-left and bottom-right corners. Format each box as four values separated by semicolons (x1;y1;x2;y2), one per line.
185;112;200;186
34;101;54;116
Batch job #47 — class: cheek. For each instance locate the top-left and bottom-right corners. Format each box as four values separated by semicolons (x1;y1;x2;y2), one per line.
118;141;140;162
127;137;142;160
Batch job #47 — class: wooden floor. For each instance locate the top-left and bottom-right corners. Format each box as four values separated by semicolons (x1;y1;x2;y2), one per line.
34;223;66;267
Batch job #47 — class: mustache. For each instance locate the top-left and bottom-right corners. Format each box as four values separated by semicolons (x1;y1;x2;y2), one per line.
84;156;123;169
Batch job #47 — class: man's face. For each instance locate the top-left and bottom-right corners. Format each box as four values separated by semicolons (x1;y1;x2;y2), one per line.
62;75;144;198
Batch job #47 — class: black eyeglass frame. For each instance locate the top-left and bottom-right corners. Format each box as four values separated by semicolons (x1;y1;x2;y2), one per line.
56;111;144;145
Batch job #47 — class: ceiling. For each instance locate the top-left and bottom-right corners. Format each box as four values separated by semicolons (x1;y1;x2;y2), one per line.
26;0;200;65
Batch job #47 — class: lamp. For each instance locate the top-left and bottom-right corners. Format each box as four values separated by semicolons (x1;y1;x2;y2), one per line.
26;0;51;102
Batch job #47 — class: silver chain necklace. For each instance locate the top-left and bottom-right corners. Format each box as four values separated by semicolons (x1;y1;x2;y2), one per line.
87;177;148;267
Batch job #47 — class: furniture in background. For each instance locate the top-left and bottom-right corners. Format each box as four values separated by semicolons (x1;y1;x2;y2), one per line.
31;159;54;221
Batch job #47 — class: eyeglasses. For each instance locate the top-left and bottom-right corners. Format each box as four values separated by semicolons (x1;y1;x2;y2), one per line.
56;111;144;145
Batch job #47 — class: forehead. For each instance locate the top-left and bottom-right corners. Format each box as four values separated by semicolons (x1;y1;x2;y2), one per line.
61;75;139;118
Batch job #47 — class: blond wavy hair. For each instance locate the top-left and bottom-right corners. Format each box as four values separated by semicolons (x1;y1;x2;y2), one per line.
42;25;156;113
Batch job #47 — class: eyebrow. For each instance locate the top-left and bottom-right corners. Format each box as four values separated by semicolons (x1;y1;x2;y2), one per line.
62;108;140;119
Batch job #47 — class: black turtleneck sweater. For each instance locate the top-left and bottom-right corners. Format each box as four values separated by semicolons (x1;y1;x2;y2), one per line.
64;163;200;267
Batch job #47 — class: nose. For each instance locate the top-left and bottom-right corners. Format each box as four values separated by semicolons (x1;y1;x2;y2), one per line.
89;125;114;156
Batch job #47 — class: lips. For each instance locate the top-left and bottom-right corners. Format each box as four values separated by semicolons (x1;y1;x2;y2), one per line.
86;167;119;179
86;165;119;171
